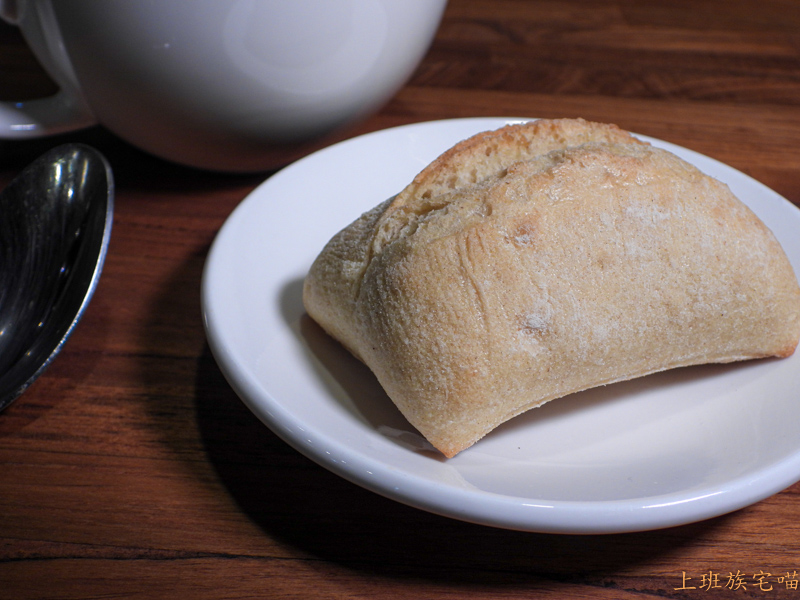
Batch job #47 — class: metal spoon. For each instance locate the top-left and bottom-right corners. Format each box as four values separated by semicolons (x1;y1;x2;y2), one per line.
0;144;113;411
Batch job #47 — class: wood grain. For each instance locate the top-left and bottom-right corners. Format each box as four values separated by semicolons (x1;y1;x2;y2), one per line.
2;1;800;598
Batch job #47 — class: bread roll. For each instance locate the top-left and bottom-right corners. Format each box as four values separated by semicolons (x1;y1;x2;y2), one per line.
303;118;800;458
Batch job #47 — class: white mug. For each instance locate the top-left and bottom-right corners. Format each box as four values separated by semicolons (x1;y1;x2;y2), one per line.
0;0;447;171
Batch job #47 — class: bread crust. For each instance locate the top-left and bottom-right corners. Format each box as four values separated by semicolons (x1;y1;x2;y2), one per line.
303;119;800;458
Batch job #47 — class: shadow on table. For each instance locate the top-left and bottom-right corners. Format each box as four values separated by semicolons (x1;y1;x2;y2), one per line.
122;195;728;592
194;340;730;589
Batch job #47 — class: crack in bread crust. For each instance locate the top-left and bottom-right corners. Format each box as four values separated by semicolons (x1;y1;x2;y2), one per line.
370;118;647;256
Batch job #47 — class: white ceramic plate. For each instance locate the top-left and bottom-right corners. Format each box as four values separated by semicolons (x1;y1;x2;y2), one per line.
202;118;800;534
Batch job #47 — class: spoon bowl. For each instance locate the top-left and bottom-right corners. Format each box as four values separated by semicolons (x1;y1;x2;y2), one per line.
0;144;113;411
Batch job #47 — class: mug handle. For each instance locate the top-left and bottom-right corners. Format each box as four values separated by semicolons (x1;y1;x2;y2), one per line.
0;0;96;138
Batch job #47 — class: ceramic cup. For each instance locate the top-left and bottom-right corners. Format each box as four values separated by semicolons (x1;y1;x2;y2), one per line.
0;0;446;171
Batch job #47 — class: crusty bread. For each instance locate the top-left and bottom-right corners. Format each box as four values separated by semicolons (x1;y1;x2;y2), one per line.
303;118;800;458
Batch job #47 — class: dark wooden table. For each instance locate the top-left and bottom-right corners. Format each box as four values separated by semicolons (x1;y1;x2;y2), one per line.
3;1;800;598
